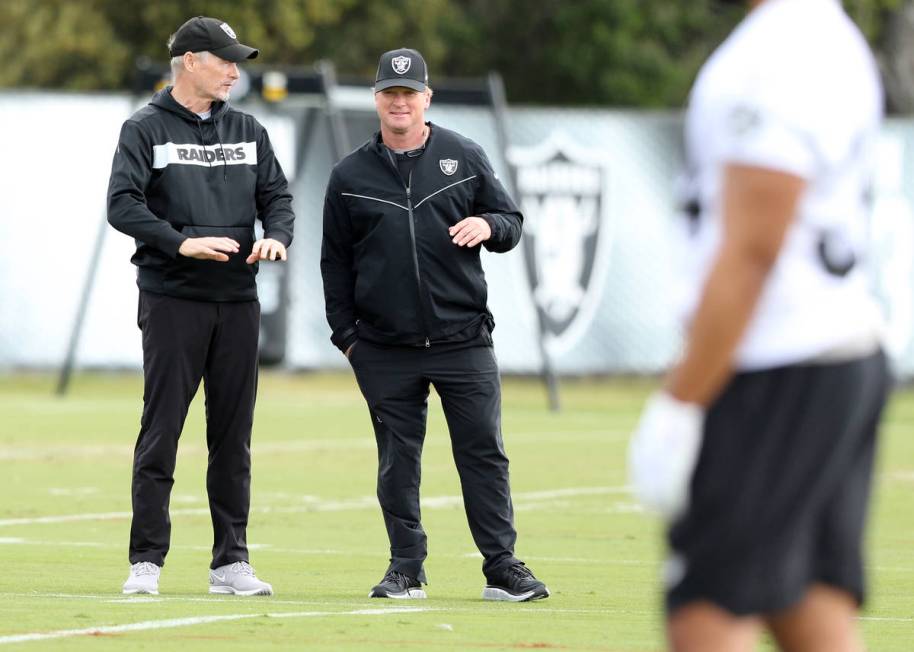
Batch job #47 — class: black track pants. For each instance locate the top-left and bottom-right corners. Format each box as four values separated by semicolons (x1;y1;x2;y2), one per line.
349;338;520;582
129;291;259;569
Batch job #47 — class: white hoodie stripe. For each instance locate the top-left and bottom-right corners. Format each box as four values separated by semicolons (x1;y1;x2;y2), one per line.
152;142;257;169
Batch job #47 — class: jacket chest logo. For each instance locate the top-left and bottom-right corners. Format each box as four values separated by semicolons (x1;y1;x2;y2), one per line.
439;158;458;176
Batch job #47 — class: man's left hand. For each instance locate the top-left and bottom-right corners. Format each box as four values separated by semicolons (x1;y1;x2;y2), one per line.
449;217;491;247
246;239;287;264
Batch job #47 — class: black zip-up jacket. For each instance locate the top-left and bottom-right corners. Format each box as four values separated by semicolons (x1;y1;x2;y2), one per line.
321;123;523;352
107;87;294;302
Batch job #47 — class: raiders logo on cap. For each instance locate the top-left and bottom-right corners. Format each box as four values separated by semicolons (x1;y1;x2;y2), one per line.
169;16;258;62
392;56;411;75
375;48;428;92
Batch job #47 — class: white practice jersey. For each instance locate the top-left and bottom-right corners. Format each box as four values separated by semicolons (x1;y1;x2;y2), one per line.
677;0;884;370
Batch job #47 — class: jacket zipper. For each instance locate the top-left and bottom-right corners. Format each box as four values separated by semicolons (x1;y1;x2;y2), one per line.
406;172;431;348
384;147;430;348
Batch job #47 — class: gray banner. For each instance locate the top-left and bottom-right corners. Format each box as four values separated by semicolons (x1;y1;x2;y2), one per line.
1;92;911;377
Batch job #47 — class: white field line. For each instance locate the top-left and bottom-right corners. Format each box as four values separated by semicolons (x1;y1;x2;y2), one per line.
0;440;371;461
458;551;646;564
0;593;628;616
47;487;98;496
1;593;910;624
0;539;348;557
871;566;914;573
0;593;357;606
0;538;650;566
0;486;627;528
0;430;618;462
493;554;650;566
0;607;433;645
0;509;201;527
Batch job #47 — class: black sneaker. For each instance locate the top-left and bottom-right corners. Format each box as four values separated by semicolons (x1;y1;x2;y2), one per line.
483;562;550;602
368;570;427;599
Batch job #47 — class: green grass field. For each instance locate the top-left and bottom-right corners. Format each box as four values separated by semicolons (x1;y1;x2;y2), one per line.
0;372;911;650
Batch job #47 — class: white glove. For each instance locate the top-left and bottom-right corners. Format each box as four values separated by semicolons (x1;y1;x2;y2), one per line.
628;391;705;520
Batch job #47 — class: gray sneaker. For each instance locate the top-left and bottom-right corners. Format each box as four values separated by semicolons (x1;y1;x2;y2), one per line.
209;561;273;596
368;570;427;599
123;561;161;595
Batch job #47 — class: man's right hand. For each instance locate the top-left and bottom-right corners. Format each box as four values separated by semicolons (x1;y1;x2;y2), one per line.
178;237;240;261
628;391;705;521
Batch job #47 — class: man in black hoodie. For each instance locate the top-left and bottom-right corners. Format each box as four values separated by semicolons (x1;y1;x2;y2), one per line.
321;48;549;602
107;16;294;597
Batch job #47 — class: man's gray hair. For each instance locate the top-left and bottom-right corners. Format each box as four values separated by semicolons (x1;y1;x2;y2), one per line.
168;31;209;80
169;56;184;79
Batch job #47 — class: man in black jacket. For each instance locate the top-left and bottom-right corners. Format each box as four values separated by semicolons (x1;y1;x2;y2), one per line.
107;16;294;597
321;48;549;602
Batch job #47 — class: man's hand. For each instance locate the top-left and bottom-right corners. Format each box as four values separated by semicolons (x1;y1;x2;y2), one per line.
178;237;240;261
628;392;705;521
449;217;491;247
345;342;355;359
246;238;287;264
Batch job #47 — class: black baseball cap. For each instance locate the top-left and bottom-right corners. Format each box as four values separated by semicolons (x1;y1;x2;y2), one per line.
169;16;258;63
375;48;428;92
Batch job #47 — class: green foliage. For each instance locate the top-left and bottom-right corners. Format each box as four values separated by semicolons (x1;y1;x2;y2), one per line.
843;0;906;42
437;0;740;107
0;0;904;106
0;0;128;89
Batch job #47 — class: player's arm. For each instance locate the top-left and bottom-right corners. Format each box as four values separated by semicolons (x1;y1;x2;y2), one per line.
251;125;294;263
467;144;523;253
106;121;186;257
665;163;807;406
107;122;239;261
320;172;359;356
628;163;806;519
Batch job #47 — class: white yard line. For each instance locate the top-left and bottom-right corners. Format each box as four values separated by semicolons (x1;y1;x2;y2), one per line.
525;555;650;565
0;509;206;527
0;539;348;557
2;593;910;624
0;593;350;606
0;607;433;645
0;431;617;462
0;593;625;615
0;439;375;461
0;486;626;528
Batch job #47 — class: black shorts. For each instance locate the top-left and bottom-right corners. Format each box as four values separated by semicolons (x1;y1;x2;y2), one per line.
665;349;891;616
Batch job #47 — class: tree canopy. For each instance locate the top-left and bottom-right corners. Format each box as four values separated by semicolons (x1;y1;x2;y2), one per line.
0;0;907;108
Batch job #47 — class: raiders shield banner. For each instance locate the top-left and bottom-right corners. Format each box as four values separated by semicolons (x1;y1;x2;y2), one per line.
507;131;613;355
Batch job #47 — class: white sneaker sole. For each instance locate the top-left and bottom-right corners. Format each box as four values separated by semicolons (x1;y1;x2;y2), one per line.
123;587;159;595
368;588;427;599
209;586;273;596
482;586;550;602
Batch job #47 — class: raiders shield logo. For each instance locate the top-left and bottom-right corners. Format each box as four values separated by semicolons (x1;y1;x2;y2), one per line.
391;56;411;75
219;23;237;39
439;159;458;176
507;131;613;355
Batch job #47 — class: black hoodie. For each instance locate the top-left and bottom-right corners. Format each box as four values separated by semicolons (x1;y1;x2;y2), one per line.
107;87;294;302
